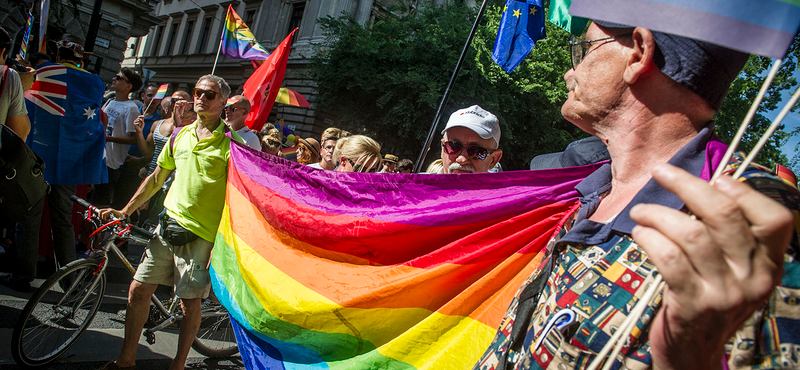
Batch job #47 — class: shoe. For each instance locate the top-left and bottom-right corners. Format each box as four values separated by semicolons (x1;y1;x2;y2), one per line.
0;275;32;292
96;361;136;370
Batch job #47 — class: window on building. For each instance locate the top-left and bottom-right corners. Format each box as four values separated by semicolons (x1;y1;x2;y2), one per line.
180;19;195;55
197;16;213;54
150;25;162;56
287;1;305;36
165;21;180;55
245;9;257;26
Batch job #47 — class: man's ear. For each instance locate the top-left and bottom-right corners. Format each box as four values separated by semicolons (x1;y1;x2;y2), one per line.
490;149;503;168
623;27;657;84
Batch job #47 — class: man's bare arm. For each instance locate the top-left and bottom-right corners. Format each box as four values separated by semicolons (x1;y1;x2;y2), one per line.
6;114;31;141
100;165;174;220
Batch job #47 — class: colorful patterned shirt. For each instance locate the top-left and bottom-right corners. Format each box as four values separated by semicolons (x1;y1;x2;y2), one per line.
473;126;800;370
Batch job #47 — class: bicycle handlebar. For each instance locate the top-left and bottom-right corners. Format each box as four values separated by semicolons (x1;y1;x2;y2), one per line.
70;195;155;241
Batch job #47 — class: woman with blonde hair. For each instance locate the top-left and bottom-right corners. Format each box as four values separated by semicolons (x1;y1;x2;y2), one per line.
333;135;382;173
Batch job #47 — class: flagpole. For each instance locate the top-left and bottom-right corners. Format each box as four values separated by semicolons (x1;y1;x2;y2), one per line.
212;4;230;75
211;32;224;75
413;0;490;173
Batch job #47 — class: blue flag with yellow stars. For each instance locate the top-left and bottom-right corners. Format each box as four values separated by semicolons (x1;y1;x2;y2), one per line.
492;0;546;73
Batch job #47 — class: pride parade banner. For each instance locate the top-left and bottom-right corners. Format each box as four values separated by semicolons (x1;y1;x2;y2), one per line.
210;142;601;370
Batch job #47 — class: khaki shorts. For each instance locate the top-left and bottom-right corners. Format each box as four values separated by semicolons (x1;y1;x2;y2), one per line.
133;225;214;299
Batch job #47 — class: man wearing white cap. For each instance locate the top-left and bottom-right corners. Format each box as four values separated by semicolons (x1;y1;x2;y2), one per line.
440;105;502;174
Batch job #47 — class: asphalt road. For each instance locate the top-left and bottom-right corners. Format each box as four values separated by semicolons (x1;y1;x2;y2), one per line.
0;242;244;370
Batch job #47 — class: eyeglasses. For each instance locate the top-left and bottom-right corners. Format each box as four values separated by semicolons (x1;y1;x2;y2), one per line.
442;140;497;161
347;158;379;173
225;106;241;113
112;74;129;83
193;88;219;100
569;33;632;69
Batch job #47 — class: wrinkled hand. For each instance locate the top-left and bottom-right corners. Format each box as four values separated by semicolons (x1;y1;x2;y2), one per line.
134;115;145;133
99;208;127;222
629;164;793;370
172;100;187;121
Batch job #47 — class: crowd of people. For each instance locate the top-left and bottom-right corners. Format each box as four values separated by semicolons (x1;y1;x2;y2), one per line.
0;12;798;370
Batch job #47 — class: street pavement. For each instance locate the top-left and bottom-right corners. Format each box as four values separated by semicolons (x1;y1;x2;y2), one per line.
0;242;244;370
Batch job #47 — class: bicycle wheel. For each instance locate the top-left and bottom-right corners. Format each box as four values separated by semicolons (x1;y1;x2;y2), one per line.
11;258;107;367
191;293;239;357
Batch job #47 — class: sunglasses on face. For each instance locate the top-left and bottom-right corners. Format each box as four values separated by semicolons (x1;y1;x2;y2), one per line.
193;88;219;100
225;106;242;113
442;140;497;161
112;74;129;83
347;158;379;173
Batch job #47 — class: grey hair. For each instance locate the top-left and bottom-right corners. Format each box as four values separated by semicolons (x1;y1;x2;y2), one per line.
197;74;231;101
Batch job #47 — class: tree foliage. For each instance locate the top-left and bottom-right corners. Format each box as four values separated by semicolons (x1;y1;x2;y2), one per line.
310;1;798;171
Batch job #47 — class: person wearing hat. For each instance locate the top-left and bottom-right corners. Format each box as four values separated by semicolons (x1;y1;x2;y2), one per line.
224;95;260;150
472;21;797;370
297;137;322;166
440;105;502;174
380;154;399;173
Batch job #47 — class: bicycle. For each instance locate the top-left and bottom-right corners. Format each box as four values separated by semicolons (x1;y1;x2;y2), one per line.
10;196;239;367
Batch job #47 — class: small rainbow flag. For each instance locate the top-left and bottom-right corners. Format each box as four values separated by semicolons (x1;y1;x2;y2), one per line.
221;4;271;60
210;143;602;369
275;87;310;107
225;97;237;107
20;8;33;59
153;84;169;100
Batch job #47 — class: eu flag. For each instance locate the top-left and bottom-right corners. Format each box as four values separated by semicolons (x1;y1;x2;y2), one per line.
492;0;546;73
25;62;108;185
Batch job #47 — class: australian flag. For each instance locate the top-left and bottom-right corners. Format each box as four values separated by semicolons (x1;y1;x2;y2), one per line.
492;0;546;73
25;62;107;185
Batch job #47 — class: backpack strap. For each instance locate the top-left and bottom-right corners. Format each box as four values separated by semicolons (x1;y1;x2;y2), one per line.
0;66;8;101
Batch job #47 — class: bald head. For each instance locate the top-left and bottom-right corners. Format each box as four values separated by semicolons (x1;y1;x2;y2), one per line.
225;95;251;131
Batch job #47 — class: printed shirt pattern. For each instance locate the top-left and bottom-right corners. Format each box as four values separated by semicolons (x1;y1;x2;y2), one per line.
473;153;800;370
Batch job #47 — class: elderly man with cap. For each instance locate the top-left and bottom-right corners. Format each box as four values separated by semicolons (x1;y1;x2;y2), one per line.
440;105;502;174
225;95;261;150
472;20;797;370
380;154;399;173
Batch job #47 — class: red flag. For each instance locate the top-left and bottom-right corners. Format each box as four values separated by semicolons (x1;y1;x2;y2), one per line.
243;28;296;131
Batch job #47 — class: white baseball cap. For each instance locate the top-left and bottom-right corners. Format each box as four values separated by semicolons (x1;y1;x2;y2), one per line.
441;105;501;147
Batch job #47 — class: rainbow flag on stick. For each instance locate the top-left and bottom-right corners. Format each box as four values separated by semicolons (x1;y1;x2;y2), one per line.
153;84;169;100
210;143;602;369
20;7;33;59
221;4;271;60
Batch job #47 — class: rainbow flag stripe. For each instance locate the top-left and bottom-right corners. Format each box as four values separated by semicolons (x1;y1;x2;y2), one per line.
222;5;271;60
154;84;169;100
210;143;602;369
275;87;310;107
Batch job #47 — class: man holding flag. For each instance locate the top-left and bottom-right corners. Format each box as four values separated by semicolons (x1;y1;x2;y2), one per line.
475;15;798;370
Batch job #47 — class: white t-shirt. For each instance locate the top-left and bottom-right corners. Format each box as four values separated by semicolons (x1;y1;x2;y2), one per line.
103;99;139;170
0;67;27;126
236;126;261;150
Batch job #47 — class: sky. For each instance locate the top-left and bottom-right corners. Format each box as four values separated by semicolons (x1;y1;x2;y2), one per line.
764;70;800;166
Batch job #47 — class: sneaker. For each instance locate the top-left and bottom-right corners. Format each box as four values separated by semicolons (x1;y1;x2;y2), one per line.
0;275;32;292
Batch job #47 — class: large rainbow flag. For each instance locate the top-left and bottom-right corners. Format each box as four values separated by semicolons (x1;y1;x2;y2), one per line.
210;143;602;369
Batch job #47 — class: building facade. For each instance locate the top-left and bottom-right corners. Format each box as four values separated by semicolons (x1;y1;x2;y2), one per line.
123;0;477;137
123;0;409;137
1;0;159;83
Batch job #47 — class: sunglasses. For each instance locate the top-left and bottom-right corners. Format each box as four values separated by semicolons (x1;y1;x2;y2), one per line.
442;140;497;161
112;74;129;83
347;158;379;173
225;106;243;113
193;88;219;100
